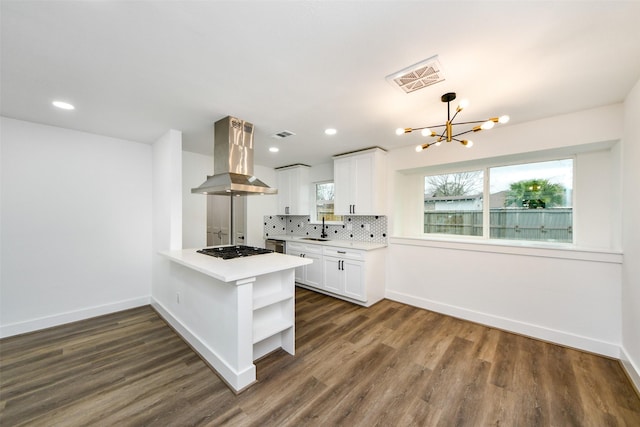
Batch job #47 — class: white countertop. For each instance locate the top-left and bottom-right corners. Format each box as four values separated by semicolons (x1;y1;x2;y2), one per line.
264;235;387;251
160;248;312;283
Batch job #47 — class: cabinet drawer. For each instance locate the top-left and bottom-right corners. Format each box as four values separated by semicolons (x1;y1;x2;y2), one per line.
287;242;304;252
322;246;365;261
288;242;323;254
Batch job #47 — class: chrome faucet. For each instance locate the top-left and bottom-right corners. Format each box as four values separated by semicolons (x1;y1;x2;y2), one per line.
320;216;328;238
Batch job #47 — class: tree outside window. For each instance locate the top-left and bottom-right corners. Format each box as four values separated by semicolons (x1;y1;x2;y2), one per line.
315;182;342;222
424;171;484;236
490;159;572;242
504;179;568;209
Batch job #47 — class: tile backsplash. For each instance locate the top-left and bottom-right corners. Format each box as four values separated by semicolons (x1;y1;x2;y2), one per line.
264;215;387;244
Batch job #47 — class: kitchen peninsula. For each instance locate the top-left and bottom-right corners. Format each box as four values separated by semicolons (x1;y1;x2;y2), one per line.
156;247;312;393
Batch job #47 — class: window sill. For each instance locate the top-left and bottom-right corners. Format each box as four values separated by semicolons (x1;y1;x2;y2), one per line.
389;235;622;264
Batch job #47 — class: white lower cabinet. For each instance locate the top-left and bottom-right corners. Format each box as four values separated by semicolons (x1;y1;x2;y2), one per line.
322;256;341;294
323;257;365;301
288;240;385;307
286;242;324;289
343;259;365;301
305;251;324;288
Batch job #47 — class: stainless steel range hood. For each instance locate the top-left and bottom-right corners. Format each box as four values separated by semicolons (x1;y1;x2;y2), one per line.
191;116;277;196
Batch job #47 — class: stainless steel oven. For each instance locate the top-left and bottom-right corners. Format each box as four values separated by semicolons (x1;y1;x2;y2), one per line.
265;239;286;254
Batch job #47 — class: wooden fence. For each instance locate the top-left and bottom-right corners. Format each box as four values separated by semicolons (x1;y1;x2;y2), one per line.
424;208;573;242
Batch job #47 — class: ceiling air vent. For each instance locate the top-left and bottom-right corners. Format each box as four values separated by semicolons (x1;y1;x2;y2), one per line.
386;55;445;94
271;130;296;139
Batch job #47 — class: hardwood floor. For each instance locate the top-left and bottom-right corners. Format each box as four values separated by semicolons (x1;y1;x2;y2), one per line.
2;288;639;426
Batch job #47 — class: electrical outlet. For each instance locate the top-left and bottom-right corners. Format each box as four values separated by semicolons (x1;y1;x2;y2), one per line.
176;292;180;304
347;223;353;231
364;223;371;231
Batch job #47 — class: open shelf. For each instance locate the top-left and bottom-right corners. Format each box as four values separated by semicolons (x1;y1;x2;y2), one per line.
253;291;292;311
253;318;292;344
250;269;295;360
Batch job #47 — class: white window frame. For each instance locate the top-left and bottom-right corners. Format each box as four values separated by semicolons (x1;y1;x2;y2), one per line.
421;157;575;246
310;180;344;225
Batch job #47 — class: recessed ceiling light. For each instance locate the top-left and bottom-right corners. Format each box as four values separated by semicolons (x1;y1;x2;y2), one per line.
269;147;279;153
52;101;75;110
325;128;337;135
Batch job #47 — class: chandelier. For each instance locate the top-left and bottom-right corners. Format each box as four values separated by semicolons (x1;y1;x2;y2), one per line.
396;92;509;152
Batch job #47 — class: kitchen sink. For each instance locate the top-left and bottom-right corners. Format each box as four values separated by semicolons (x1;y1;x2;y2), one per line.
300;237;330;241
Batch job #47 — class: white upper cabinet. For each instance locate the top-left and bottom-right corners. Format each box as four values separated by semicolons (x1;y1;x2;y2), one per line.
333;147;387;215
276;164;310;215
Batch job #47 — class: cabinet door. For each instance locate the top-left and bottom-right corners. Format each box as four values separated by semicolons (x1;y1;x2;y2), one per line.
343;259;365;301
304;253;324;289
333;149;386;216
289;166;310;215
352;154;374;214
304;251;324;288
333;157;352;215
277;169;292;214
286;246;304;283
277;167;310;215
323;256;343;294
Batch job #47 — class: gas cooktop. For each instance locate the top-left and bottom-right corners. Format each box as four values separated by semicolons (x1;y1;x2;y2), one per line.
196;245;273;260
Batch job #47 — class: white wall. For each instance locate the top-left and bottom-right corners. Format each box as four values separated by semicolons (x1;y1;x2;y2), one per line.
573;148;619;250
182;151;211;249
151;129;183;310
0;117;152;337
308;162;334;183
386;239;621;356
246;164;277;248
622;78;640;390
385;105;625;358
152;130;183;252
389;103;623;173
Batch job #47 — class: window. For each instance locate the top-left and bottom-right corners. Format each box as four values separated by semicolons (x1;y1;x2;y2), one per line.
423;159;574;243
424;171;484;236
489;159;573;243
314;181;342;223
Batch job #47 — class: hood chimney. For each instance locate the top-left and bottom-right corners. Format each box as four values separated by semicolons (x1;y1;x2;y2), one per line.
191;116;277;196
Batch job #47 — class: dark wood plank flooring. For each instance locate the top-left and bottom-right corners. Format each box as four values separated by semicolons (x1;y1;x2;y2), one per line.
2;288;639;426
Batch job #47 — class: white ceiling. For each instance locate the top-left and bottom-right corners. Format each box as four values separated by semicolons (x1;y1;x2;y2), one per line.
2;1;640;169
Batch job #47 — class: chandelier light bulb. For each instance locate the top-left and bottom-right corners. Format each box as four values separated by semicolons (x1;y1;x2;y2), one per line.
480;120;495;130
400;92;508;154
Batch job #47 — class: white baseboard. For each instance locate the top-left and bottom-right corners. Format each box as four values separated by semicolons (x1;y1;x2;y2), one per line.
150;298;255;393
0;296;151;339
385;290;621;358
621;346;640;395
